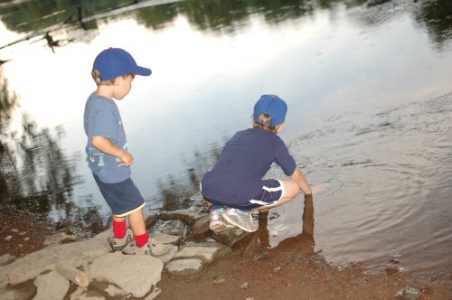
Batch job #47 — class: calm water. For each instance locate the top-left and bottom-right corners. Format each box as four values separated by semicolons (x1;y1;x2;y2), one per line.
1;0;451;275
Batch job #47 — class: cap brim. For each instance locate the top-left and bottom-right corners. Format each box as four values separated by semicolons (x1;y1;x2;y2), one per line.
134;66;152;76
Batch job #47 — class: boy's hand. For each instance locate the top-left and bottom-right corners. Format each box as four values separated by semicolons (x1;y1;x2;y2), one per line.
91;136;134;167
119;151;134;166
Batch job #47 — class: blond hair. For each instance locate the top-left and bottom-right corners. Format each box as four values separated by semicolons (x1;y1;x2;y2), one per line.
253;113;278;133
91;69;134;86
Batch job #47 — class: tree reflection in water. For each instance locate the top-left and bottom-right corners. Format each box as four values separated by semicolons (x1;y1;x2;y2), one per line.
2;0;451;48
156;140;224;212
0;69;105;234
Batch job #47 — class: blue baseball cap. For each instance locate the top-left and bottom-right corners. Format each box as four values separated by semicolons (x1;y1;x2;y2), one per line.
253;94;288;126
93;48;151;81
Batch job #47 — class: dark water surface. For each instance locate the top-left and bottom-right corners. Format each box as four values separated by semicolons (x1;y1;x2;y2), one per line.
1;0;452;276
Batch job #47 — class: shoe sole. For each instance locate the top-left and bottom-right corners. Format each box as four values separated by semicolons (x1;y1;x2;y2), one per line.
221;211;258;233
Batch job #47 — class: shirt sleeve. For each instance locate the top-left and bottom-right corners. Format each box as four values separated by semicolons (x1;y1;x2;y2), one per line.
274;141;297;176
87;109;117;139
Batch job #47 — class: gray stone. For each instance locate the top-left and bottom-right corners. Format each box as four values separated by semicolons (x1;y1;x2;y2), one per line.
366;0;391;7
145;213;159;230
89;252;163;298
154;220;186;236
0;254;15;266
33;270;70;300
155;244;179;265
76;293;106;300
213;227;250;246
165;258;204;276
173;241;231;263
0;230;111;287
190;215;210;238
43;232;71;246
102;284;124;298
159;209;205;225
0;285;35;300
395;287;421;300
240;282;249;289
188;191;204;203
143;286;161;300
152;232;180;245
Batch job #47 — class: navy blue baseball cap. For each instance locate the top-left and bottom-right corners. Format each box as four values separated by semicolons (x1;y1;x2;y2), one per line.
253;94;288;126
93;48;151;81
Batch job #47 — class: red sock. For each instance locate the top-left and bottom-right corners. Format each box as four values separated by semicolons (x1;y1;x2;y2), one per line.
134;232;149;248
112;219;126;239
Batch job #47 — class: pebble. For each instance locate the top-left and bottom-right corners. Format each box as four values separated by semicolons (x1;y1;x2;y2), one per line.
395;287;421;300
213;275;225;284
273;266;282;273
11;228;18;233
5;235;12;241
240;282;249;289
24;237;30;242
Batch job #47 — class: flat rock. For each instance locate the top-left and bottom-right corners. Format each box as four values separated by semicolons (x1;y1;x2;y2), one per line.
159;209;205;225
155;245;179;265
154;220;186;236
0;230;111;287
395;287;421;300
89;252;163;298
165;258;205;276
0;254;15;266
0;285;35;300
152;232;180;245
173;241;231;263
33;270;70;300
190;215;210;238
213;227;250;246
43;232;75;246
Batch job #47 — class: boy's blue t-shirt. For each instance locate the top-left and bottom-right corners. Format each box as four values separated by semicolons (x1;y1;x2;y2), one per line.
83;94;131;183
201;127;296;205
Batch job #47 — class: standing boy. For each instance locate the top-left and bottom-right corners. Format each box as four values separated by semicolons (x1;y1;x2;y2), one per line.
201;94;312;232
84;47;168;256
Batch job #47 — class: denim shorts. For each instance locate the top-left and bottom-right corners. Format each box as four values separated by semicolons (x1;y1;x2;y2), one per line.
93;174;145;217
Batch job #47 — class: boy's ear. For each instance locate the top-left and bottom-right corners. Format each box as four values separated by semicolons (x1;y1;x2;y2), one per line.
112;76;121;86
276;122;286;133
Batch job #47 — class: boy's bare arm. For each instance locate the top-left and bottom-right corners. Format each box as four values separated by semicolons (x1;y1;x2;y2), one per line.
291;168;312;195
91;136;134;166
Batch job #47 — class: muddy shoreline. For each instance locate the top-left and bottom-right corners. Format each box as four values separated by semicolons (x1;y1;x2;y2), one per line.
1;205;451;300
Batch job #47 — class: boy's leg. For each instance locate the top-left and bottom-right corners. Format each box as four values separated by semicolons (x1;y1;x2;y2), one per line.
110;215;131;251
127;208;147;247
112;215;127;238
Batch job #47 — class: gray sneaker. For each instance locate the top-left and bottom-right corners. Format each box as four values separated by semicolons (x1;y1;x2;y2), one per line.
122;238;170;257
108;229;132;252
210;206;234;232
222;208;258;232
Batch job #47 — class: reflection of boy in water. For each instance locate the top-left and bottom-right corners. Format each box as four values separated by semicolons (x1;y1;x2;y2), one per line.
245;194;314;258
83;48;169;256
201;95;312;233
